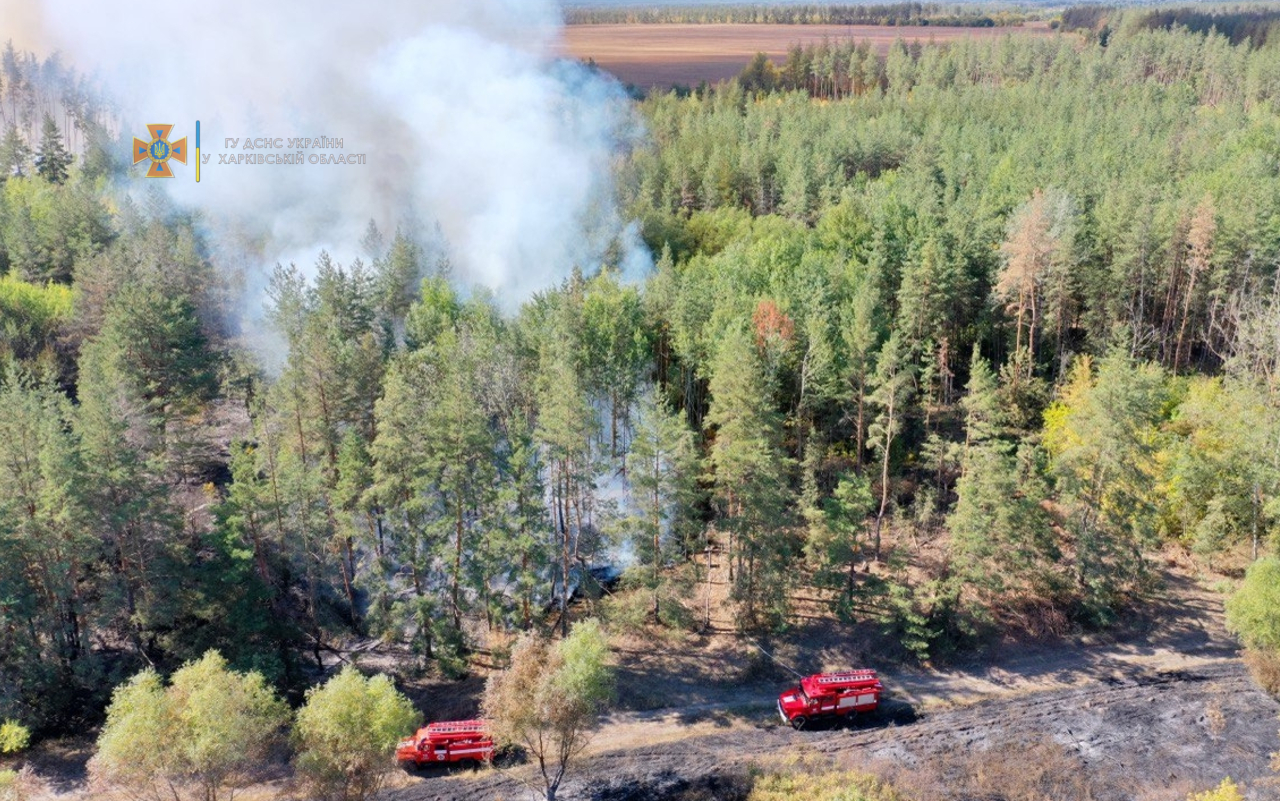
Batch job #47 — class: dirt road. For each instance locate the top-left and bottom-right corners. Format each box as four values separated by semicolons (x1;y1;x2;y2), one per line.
385;573;1280;801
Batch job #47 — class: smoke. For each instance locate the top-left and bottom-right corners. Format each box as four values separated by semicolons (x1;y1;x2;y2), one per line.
21;0;648;309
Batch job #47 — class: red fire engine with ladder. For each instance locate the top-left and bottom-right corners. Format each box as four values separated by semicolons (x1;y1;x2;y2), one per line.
777;669;883;729
395;719;494;768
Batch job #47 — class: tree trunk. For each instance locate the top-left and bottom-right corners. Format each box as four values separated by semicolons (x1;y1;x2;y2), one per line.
873;397;895;562
1174;267;1199;371
652;450;662;623
453;497;464;631
561;463;572;638
855;367;866;469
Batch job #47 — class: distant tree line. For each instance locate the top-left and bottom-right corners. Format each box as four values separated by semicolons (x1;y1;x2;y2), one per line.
566;3;1029;27
1060;4;1280;48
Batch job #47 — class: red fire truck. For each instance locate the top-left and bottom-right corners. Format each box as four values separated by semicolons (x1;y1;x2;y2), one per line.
777;670;883;729
395;719;494;768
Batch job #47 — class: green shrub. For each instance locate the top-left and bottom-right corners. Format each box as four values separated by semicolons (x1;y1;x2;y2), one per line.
1226;557;1280;651
294;666;418;801
0;275;73;360
91;651;289;801
600;570;697;634
0;722;29;755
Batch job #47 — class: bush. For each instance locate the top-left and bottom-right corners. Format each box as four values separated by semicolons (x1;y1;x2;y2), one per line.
1225;557;1280;651
91;651;289;801
0;722;29;755
0;274;73;361
600;572;696;634
294;666;418;801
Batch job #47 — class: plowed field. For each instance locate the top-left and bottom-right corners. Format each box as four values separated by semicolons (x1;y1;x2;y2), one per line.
559;23;1056;88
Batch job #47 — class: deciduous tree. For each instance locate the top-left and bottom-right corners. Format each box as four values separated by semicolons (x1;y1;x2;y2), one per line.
91;651;289;801
294;666;417;801
483;620;614;801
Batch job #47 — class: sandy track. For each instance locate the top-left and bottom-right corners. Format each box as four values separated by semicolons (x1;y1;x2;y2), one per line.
386;570;1279;801
387;660;1278;801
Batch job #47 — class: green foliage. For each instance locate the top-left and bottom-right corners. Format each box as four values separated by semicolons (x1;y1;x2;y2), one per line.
158;504;296;685
1044;350;1168;623
294;666;417;801
0;721;29;755
91;651;289;801
0;175;112;283
600;569;696;633
804;468;875;616
0;126;30;180
883;576;968;663
0;378;96;727
88;278;220;426
1225;557;1280;653
948;444;1057;603
627;386;700;623
404;273;457;349
0;275;73;362
1162;378;1280;561
705;326;797;629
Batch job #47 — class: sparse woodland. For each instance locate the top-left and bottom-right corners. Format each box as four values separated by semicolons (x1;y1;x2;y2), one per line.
1;7;1280;800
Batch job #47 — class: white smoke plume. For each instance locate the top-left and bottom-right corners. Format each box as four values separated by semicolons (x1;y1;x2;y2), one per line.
17;0;647;306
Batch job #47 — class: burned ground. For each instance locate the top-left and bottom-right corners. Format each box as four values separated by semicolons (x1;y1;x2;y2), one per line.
386;661;1280;801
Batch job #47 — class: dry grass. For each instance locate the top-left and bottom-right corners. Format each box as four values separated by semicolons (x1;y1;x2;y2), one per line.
0;767;49;801
747;769;904;801
559;22;1056;88
875;736;1098;801
1243;648;1280;698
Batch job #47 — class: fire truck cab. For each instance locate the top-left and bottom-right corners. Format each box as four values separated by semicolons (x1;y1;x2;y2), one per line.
395;719;494;768
777;669;882;729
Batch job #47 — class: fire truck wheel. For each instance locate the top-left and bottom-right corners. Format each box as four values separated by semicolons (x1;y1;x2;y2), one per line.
460;758;480;771
790;715;807;730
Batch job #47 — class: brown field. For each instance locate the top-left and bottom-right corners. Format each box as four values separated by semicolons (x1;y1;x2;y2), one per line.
559;22;1056;88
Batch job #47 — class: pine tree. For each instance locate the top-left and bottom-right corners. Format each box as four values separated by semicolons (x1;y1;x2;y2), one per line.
1043;349;1166;622
0;124;30;179
0;379;95;725
1174;194;1215;371
627;387;698;623
34;114;70;184
705;326;795;628
948;443;1056;602
535;349;597;636
867;331;915;562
